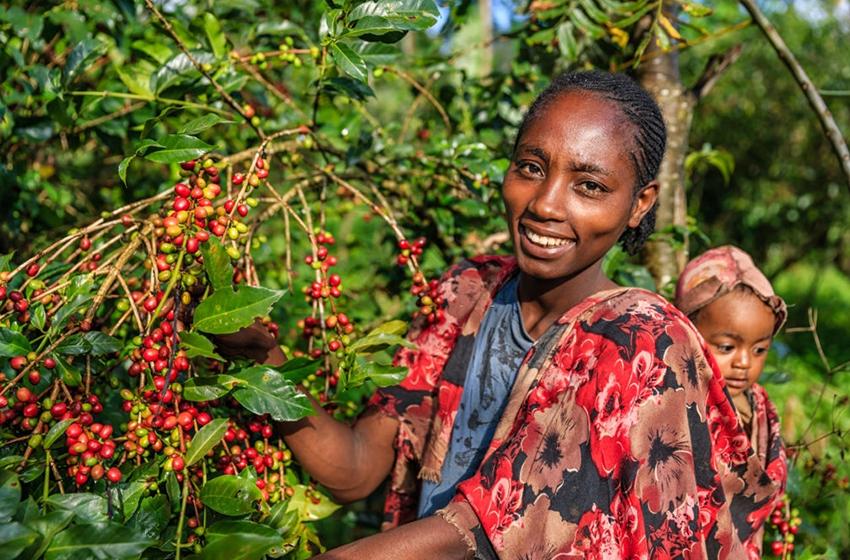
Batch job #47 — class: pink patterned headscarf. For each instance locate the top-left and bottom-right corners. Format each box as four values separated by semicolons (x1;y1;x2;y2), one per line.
675;245;787;334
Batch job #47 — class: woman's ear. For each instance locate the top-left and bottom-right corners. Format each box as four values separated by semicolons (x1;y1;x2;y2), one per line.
628;181;659;229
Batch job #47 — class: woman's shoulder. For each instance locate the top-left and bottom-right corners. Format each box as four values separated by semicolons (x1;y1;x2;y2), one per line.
571;286;693;331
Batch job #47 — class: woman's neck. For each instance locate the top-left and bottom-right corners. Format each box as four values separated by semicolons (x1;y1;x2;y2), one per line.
516;263;618;339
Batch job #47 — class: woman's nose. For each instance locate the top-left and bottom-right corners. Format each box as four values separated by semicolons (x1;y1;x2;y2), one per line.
526;176;569;221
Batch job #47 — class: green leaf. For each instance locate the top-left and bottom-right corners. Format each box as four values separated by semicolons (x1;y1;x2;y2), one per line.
43;418;75;449
143;134;214;164
129;495;171;541
193;520;280;560
348;331;412;354
114;481;148;521
349;360;407;388
349;0;440;31
344;16;407;43
285;484;340;522
82;332;121;355
199;475;263;516
118;155;134;186
183;374;240;401
355;42;401;65
62;38;106;86
54;334;89;355
369;320;407;336
201;236;233;292
204;13;228;59
0;471;22;522
45;521;155;560
30;304;47;331
151;51;216;94
180;331;224;361
231;366;314;422
116;66;152;97
46;493;108;524
266;501;299;532
54;357;82;387
322;77;375;102
193;286;285;335
0;328;31;357
0;522;38;560
20;510;74;560
276;357;319;384
49;292;93;335
330;43;368;82
185;418;229;467
178;114;233;135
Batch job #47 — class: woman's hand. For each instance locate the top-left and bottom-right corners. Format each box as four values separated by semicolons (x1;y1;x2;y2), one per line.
211;319;285;366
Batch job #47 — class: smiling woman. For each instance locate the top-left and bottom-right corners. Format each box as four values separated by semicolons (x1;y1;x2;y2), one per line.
249;71;783;559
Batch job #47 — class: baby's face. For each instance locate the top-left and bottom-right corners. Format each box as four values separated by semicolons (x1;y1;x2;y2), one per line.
693;290;775;396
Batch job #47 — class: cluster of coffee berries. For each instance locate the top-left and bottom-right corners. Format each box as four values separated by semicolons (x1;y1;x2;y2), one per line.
1;286;31;324
65;418;121;485
767;497;800;557
395;237;426;267
410;271;444;324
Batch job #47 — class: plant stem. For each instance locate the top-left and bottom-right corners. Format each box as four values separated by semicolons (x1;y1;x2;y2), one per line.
69;91;232;116
739;0;850;189
175;475;190;560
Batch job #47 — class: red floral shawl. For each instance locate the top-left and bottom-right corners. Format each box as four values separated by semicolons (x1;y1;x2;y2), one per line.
369;256;786;559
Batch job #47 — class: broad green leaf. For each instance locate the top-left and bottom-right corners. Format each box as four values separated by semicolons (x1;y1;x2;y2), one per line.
50;293;93;335
178;114;233;135
266;501;299;532
276;357;318;384
30;304;47;331
349;0;440;31
0;328;31;357
193;286;285;335
151;51;216;93
348;331;412;354
46;493;108;524
201;236;233;292
330;43;368;82
143;134;214;164
45;521;155;560
199;475;262;516
204;13;228;59
129;495;171;541
62;38;106;86
322;77;375;102
231;366;313;422
185;418;228;467
43;418;75;449
116;66;152;97
54;357;82;387
20;510;73;560
0;522;38;560
285;484;340;522
344;16;406;43
193;520;280;560
355;42;401;65
55;334;89;355
183;374;240;401
0;471;22;522
82;332;121;355
349;360;407;388
180;331;224;361
114;481;148;521
369;320;408;336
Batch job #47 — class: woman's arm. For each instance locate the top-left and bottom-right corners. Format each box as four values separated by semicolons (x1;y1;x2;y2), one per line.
214;324;400;503
315;515;471;560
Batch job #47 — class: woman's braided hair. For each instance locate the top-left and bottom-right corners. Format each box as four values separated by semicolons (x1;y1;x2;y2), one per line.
513;70;667;255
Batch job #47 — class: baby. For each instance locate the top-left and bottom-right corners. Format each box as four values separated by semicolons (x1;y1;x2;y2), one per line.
677;245;786;447
676;245;788;556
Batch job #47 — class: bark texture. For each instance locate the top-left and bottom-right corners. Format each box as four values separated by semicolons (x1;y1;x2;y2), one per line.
637;25;694;291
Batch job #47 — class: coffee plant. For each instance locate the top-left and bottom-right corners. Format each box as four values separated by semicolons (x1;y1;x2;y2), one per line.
0;1;517;558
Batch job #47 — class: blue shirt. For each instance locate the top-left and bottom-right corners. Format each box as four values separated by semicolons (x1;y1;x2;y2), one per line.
417;274;533;517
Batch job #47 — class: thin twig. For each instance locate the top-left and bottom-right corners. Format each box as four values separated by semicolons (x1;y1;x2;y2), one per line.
383;67;451;133
739;0;850;188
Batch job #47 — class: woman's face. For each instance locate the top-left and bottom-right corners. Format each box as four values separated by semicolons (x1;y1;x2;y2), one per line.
503;91;657;283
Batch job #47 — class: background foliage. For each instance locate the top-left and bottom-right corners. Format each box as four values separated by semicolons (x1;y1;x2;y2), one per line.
1;0;849;558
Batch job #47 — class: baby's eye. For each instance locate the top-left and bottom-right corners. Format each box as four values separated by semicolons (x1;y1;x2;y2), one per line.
714;344;735;354
753;346;769;356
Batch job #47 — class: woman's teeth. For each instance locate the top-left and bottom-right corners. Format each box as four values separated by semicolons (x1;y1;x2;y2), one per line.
523;227;571;248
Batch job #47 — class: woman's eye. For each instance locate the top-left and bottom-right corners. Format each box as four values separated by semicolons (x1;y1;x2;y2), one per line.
516;161;543;177
577;180;609;195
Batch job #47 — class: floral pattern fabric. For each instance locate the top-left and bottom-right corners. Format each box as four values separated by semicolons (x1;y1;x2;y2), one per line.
369;256;785;559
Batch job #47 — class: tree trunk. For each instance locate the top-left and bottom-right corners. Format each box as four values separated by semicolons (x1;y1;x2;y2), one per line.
636;18;694;292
